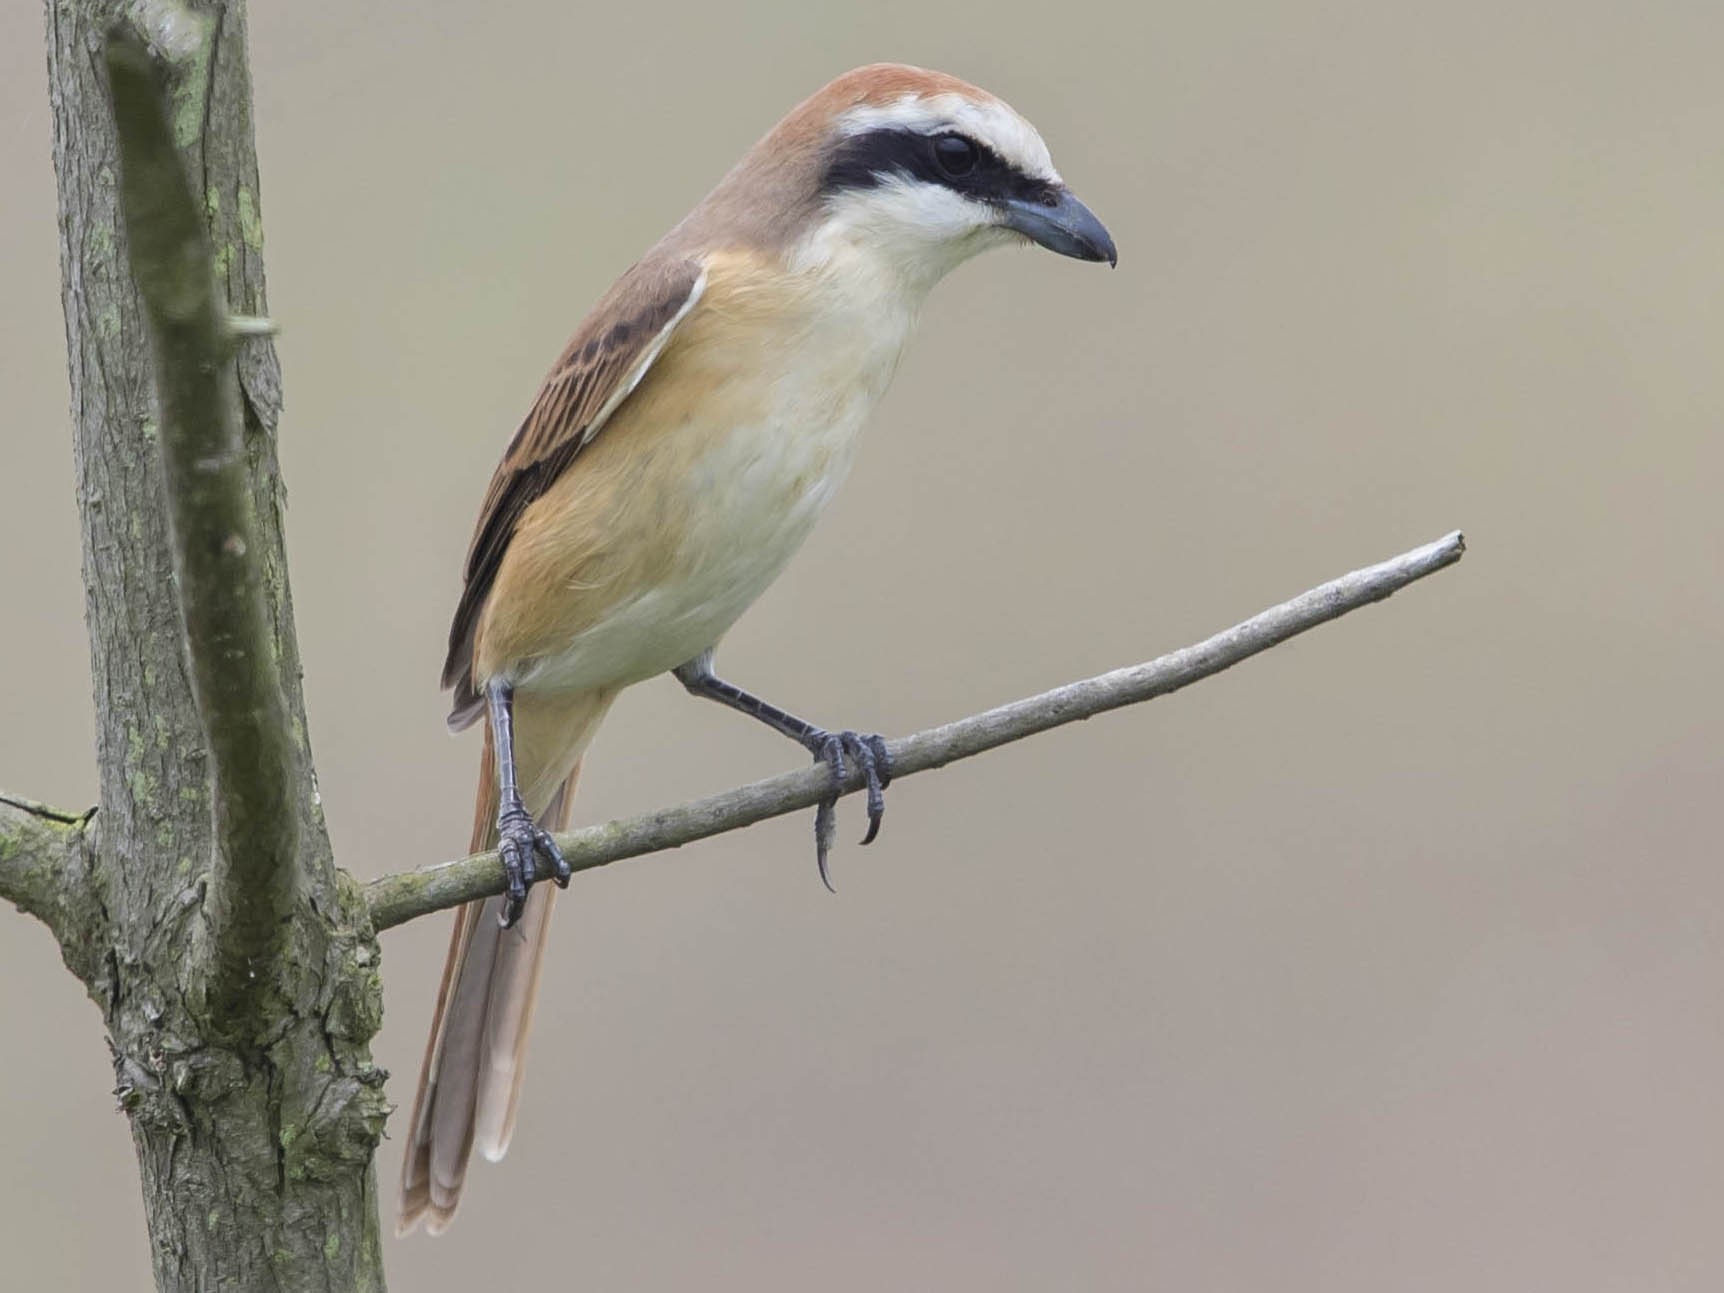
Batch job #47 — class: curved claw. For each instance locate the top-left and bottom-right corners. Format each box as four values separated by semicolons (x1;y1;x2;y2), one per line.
807;729;892;889
499;835;529;928
814;800;839;893
856;734;891;845
814;738;845;892
496;806;568;928
537;827;572;887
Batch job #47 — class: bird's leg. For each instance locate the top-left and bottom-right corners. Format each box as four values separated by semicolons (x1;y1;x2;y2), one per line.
486;679;570;927
673;651;891;891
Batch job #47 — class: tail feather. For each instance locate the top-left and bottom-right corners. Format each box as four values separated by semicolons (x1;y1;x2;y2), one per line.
398;688;612;1237
474;778;568;1161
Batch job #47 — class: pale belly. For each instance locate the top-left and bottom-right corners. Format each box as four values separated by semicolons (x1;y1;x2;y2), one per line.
505;249;926;699
515;391;875;696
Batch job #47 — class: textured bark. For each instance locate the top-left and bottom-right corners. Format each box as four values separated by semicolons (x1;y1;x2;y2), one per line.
43;2;388;1287
106;24;302;1039
0;794;105;983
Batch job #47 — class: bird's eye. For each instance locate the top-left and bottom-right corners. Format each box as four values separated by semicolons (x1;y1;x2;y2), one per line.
933;134;978;178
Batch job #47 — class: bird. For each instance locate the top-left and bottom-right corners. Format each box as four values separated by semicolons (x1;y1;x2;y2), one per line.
397;62;1116;1236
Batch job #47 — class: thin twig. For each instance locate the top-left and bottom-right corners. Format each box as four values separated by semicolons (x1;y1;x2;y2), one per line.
365;531;1465;931
106;25;299;1028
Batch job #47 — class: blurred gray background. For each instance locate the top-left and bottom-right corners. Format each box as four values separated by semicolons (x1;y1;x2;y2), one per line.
4;2;1721;1289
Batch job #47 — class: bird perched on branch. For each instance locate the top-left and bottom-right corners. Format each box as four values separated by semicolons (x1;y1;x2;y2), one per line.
399;62;1116;1235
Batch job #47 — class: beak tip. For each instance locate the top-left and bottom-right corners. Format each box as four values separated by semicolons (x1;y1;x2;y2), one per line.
1003;188;1117;269
1093;226;1119;269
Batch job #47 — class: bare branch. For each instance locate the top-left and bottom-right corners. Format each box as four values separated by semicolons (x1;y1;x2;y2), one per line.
105;22;299;1026
366;530;1465;931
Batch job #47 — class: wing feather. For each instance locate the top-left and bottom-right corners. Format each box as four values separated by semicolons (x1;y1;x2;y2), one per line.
442;256;707;725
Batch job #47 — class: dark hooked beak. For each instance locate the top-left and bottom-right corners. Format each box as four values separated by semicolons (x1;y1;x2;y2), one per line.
1001;187;1117;266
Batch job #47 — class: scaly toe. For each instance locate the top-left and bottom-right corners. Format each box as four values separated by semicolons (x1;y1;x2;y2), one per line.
497;808;556;926
537;828;571;887
498;838;528;928
866;734;893;790
841;733;887;846
813;733;845;891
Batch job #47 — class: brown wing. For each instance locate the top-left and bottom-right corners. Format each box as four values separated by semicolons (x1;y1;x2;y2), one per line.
442;256;706;727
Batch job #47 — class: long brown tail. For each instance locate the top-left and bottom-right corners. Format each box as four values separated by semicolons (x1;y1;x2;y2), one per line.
398;689;613;1236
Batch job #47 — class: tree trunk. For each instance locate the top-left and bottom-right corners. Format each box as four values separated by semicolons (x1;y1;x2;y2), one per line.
43;1;388;1286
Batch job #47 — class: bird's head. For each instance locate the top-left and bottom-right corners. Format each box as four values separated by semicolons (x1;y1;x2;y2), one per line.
698;65;1116;294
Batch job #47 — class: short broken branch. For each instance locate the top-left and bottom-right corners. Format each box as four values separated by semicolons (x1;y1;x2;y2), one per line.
365;530;1465;931
0;792;108;986
106;24;300;1028
0;792;90;927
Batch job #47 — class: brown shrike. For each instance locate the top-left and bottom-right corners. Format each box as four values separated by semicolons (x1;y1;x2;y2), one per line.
399;63;1116;1235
